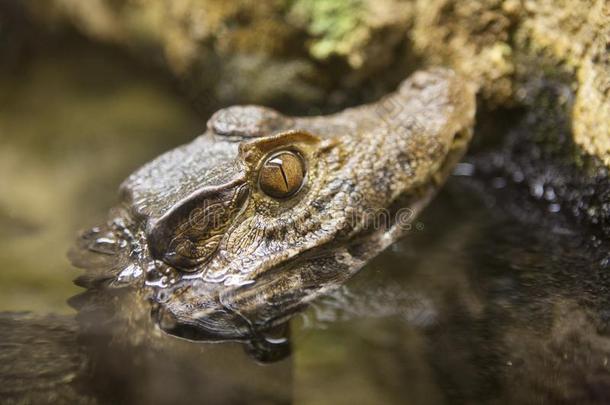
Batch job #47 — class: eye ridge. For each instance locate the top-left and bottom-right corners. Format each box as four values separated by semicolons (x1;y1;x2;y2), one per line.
258;150;306;199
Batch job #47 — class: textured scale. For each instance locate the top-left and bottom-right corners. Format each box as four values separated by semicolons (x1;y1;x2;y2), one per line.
74;68;476;341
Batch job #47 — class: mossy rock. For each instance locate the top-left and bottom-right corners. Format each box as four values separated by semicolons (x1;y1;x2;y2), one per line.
17;0;610;166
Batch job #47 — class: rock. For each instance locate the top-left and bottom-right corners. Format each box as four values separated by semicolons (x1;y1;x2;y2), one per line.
18;0;610;165
410;0;610;164
21;0;413;110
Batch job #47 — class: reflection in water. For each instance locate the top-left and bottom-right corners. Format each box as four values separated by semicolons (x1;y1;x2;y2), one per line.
0;311;292;404
293;179;610;404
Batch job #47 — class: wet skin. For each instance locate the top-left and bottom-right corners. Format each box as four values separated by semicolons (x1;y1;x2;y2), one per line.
71;69;476;342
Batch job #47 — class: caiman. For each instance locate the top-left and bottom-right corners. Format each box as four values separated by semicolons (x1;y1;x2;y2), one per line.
68;68;475;344
0;69;478;404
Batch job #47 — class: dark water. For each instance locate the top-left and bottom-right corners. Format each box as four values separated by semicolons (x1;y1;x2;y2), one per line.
292;177;610;404
1;41;609;405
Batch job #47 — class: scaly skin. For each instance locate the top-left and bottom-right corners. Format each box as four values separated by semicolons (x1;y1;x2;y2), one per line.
71;68;475;341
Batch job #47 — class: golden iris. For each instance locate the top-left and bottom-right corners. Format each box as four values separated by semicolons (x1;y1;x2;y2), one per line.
258;151;305;198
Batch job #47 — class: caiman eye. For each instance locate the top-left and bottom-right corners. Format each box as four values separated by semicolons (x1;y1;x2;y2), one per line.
258;151;306;198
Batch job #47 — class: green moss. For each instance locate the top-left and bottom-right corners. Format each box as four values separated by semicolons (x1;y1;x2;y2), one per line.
289;0;365;61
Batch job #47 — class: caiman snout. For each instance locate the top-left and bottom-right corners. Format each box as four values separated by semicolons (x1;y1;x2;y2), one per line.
76;68;476;345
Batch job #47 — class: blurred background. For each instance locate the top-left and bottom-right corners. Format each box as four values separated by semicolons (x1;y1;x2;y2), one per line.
0;3;205;312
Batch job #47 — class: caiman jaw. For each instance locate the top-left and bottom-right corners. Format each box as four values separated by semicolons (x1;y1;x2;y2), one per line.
72;68;476;344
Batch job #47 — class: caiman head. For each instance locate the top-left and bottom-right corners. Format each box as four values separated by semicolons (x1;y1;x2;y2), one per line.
70;69;475;347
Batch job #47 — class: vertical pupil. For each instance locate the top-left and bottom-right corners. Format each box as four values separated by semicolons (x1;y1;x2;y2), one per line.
259;151;305;198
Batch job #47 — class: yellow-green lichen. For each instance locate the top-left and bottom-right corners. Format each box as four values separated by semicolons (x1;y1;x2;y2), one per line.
289;0;367;66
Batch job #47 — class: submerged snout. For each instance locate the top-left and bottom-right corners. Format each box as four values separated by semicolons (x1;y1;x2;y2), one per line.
153;295;253;341
151;272;306;342
149;245;363;342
